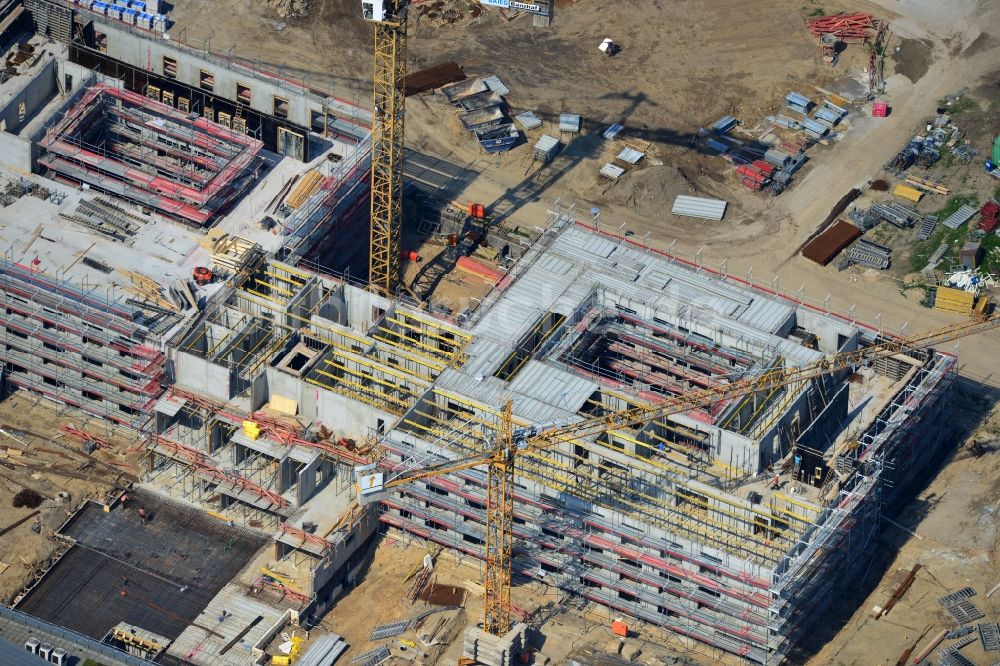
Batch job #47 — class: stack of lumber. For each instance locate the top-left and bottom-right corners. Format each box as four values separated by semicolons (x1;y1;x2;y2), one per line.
455;256;505;283
210;234;260;274
120;270;179;312
286;170;324;209
904;175;950;195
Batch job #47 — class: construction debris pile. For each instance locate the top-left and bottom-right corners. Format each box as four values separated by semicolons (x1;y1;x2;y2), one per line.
441;76;520;154
886;116;971;174
264;0;308;17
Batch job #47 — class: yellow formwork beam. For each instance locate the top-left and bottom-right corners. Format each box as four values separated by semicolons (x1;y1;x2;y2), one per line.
264;270;306;287
395;309;472;339
250;278;295;298
307;374;407;414
385;315;468;346
313;367;413;408
321;358;422;399
328;351;432;387
372;331;455;363
242;286;287;306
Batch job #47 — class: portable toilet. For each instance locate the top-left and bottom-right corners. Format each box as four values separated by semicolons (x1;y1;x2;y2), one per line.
24;638;40;654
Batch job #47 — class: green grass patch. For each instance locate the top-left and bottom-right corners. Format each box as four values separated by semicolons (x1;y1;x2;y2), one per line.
910;195;979;272
809;7;825;16
978;226;1000;274
937;96;978;115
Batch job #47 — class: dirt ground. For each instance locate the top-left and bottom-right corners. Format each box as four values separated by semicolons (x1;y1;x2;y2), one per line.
806;381;1000;666
320;535;724;664
159;0;1000;662
0;390;142;605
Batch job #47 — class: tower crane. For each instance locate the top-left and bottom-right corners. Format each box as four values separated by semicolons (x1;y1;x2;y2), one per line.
362;0;407;294
358;313;999;637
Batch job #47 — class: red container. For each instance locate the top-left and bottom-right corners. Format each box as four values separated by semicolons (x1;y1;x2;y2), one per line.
467;203;486;219
751;160;777;176
872;101;888;117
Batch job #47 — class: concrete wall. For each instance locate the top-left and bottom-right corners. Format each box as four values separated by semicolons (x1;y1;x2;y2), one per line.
0;131;31;171
94;21;328;130
0;55;56;134
316;387;395;438
795;307;861;354
174;350;233;402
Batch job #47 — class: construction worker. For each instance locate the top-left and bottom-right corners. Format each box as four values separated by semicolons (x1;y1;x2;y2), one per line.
138;507;147;525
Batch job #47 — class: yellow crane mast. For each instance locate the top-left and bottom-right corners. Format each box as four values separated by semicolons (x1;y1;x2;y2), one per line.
360;313;998;638
363;0;407;294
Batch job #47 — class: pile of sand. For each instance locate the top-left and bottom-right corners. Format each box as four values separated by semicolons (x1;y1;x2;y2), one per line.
604;164;694;218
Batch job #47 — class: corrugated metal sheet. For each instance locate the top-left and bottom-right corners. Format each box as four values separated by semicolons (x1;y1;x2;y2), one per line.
800;118;829;136
706;138;730;154
297;634;347;666
536;254;574;276
711;115;738;134
559;113;581;133
786;92;813;109
603;123;624;140
769;115;800;129
579;234;618;258
738;298;795;335
764;149;789;167
671;195;727;220
814;106;841;124
482;75;510;97
514;111;542;130
600;163;625;179
533;134;559;161
617;147;645;164
506;361;597;415
801;220;862;265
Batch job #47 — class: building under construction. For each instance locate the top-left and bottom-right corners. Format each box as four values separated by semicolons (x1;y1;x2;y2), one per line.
0;2;965;665
139;206;954;663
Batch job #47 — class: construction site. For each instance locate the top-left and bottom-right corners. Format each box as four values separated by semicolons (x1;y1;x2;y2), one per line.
0;0;998;665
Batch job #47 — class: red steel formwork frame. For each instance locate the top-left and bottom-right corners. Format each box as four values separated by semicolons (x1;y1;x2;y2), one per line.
37;83;264;226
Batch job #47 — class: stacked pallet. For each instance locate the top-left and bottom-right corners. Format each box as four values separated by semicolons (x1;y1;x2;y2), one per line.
978;201;999;232
893;184;923;203
933;286;975;315
285;170;324;210
840;239;891;270
210;234;260;274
